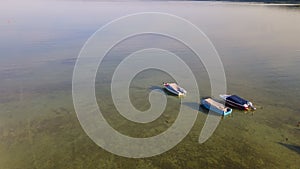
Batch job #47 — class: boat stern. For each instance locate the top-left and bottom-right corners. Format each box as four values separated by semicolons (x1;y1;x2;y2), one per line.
223;108;232;116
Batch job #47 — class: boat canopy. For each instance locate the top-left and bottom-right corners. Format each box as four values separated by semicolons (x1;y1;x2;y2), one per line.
227;95;248;105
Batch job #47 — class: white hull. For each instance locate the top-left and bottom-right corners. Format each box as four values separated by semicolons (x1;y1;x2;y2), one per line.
163;83;187;96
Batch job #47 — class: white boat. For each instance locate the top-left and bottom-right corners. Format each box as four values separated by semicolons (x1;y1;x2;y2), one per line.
163;82;187;96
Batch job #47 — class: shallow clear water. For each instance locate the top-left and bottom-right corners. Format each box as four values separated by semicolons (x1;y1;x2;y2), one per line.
0;1;299;169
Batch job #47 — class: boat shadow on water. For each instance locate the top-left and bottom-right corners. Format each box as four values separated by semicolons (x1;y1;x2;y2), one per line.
149;85;171;94
149;85;180;97
149;85;162;91
181;102;223;117
277;142;300;155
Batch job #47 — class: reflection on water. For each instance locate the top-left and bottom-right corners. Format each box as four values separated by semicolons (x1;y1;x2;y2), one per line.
0;1;299;168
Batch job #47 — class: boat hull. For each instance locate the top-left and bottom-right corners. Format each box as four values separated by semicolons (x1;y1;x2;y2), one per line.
225;101;249;110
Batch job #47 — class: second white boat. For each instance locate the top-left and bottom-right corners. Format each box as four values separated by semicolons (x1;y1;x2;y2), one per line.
163;82;187;96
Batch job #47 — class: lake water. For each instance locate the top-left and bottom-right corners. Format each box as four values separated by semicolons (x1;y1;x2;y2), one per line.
0;1;299;168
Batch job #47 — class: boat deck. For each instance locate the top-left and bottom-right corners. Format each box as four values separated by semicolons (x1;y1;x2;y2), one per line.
168;83;180;91
205;98;227;111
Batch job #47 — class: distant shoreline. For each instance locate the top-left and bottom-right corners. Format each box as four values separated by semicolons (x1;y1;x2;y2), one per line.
206;0;300;4
154;0;300;4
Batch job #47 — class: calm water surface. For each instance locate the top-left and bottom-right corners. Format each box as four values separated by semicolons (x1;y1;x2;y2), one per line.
0;1;299;169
